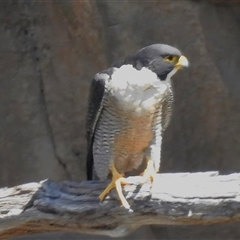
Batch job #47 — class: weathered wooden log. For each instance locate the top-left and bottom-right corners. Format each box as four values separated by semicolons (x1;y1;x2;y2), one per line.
1;172;240;239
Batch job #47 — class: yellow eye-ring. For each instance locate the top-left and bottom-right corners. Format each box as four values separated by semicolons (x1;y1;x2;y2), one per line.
164;55;179;64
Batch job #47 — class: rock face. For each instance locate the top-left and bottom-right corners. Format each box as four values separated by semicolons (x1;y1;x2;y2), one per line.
1;1;240;239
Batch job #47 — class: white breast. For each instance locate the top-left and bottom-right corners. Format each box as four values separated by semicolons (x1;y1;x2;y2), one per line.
107;65;168;113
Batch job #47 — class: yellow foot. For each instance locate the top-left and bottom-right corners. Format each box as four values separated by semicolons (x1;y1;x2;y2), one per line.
99;164;131;210
140;158;157;184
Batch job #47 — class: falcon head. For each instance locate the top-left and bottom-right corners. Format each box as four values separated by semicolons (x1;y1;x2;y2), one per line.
114;43;189;81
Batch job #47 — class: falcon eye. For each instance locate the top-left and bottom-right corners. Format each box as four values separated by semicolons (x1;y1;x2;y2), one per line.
164;55;179;64
166;56;173;61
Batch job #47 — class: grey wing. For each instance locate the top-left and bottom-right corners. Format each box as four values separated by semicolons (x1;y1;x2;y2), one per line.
151;83;174;173
161;83;174;131
86;69;114;180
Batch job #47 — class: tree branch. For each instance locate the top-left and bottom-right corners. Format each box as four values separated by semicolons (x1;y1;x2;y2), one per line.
1;172;240;239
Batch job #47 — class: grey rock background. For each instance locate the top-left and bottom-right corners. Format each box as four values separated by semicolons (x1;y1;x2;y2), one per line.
1;0;240;239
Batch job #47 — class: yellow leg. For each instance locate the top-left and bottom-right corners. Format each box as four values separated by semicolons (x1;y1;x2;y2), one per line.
99;164;131;209
115;177;131;209
140;157;157;184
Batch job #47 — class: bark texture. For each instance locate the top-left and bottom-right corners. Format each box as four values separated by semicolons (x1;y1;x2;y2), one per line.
1;172;240;239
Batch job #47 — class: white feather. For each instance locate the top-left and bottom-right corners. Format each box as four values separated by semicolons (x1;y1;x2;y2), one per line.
107;65;170;113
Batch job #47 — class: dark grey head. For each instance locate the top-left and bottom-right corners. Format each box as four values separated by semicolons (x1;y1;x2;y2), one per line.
113;43;189;80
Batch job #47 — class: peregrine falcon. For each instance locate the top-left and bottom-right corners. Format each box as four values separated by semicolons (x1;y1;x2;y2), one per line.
86;44;188;209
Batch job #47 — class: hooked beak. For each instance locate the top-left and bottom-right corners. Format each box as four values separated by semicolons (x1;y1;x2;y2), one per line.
175;55;189;68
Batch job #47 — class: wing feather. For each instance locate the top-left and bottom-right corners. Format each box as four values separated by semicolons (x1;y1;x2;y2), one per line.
161;83;174;131
86;68;114;180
